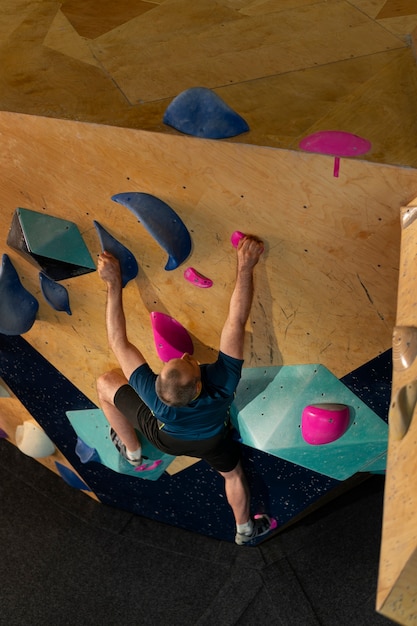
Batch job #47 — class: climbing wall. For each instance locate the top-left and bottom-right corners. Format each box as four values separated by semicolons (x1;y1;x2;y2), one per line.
0;109;411;540
0;111;415;390
1;1;417;550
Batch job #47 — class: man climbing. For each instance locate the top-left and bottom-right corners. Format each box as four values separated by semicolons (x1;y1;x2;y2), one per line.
96;235;276;545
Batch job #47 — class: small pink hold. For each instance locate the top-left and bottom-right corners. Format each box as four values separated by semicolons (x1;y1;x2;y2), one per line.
184;267;213;288
135;459;163;472
231;231;265;254
231;231;246;248
254;513;278;531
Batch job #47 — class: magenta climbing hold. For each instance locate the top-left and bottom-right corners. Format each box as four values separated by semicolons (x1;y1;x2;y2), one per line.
151;311;194;362
254;513;278;531
231;231;264;254
184;267;213;288
231;231;246;248
299;130;371;177
301;403;350;445
135;459;163;472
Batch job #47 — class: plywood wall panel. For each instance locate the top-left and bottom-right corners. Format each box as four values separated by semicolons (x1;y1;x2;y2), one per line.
0;112;416;416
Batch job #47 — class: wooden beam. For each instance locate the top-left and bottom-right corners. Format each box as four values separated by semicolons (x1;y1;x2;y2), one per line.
377;200;417;624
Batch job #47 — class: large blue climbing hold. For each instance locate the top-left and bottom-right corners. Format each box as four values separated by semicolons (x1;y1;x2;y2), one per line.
0;254;39;335
163;87;249;139
111;193;192;271
93;220;138;287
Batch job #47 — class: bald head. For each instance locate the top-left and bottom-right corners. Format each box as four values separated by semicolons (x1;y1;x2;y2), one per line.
155;354;201;407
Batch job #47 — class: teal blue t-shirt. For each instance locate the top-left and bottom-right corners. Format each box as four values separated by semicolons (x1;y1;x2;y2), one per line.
128;351;243;440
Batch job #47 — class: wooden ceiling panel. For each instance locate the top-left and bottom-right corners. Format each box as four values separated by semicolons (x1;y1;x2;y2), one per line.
91;0;404;103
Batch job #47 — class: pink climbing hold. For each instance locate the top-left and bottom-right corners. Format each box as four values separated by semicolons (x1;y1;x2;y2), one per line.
301;403;350;445
299;130;371;177
231;231;265;254
254;513;278;531
151;311;194;362
135;459;163;472
231;230;246;248
184;267;213;288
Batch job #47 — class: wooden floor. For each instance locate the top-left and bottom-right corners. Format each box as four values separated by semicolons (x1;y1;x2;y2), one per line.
1;2;417;622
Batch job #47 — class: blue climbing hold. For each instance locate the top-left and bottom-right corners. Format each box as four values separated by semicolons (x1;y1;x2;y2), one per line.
39;272;72;315
163;87;249;139
0;254;39;335
75;437;100;464
111;192;191;271
55;461;92;491
93;220;138;287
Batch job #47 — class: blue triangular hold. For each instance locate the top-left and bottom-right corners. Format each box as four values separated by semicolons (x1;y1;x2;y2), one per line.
55;461;92;491
93;221;138;287
39;272;72;315
163;87;249;139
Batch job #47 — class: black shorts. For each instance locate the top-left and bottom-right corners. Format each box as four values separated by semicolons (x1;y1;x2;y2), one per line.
113;384;241;473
